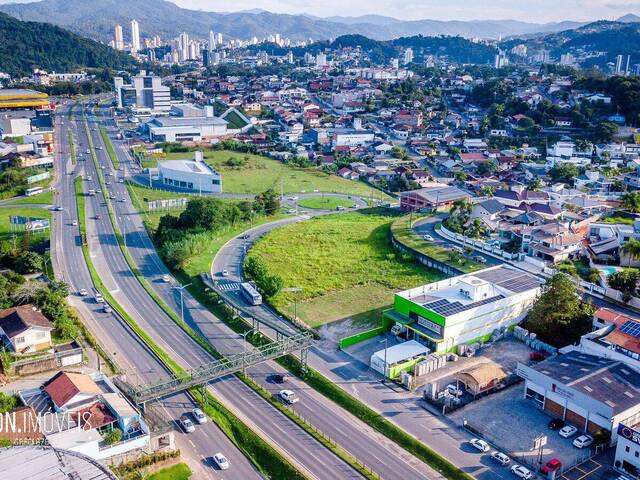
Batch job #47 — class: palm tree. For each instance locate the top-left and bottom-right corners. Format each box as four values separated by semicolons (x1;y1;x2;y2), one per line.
621;238;640;267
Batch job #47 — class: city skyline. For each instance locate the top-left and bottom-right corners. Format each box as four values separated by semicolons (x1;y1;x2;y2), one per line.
0;0;638;23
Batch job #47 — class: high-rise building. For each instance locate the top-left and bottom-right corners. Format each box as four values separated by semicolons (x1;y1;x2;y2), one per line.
316;52;327;68
179;32;189;61
286;51;294;65
209;30;215;50
494;50;509;69
114;24;124;51
130;19;140;53
114;71;171;113
616;54;624;74
202;49;210;67
216;32;223;46
403;48;414;65
560;53;576;66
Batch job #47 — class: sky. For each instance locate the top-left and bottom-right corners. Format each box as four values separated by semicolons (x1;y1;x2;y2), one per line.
170;0;640;23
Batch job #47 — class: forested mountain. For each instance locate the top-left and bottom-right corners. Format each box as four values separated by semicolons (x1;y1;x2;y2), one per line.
0;12;135;77
0;0;600;42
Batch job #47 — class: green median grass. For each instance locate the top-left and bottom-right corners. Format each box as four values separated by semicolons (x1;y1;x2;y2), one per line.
246;209;444;327
297;196;355;210
99;126;119;169
68;130;76;166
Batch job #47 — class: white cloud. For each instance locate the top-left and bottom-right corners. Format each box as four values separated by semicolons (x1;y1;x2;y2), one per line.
172;0;639;22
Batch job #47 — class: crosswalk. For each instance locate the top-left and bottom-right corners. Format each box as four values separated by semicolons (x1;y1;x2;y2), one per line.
218;282;241;292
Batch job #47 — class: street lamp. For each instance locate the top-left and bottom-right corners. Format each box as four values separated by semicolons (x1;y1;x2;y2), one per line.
282;287;303;322
172;283;192;323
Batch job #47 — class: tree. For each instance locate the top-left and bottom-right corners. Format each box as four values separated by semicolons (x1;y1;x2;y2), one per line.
480;185;495;197
608;270;640;301
14;251;42;274
465;218;487;239
594;122;619;143
253;188;280;216
621;192;640;213
454;171;468;183
476;160;498;176
525;274;595;347
103;428;123;445
548;163;579;184
621;239;640;267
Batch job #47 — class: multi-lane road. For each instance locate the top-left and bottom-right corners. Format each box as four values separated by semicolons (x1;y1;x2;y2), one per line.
54;99;441;479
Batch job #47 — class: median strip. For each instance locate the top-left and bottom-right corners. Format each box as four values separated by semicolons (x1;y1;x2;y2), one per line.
99;125;119;169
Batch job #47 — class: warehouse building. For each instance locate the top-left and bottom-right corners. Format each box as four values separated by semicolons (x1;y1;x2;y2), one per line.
384;266;542;353
517;351;640;442
0;89;50;110
399;185;470;211
158;151;221;193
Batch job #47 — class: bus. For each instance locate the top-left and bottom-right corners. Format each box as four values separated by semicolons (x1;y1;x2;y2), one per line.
240;282;262;306
24;186;43;197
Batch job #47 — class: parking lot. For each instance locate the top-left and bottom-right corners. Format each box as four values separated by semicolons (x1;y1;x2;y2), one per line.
450;385;597;473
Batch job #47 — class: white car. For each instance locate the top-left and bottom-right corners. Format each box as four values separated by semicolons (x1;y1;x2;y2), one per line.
279;390;299;405
71;220;78;226
511;464;533;480
559;425;578;438
179;414;195;433
491;451;510;466
212;452;229;470
221;269;229;277
78;288;88;296
423;234;435;242
95;293;105;304
446;384;463;396
470;438;490;453
573;435;593;449
162;274;171;283
192;408;207;424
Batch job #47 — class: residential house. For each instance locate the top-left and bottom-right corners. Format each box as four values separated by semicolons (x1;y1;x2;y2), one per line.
0;305;53;354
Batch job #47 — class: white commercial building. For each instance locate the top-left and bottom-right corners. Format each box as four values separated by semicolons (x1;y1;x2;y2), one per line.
517;351;640;443
114;71;170;114
331;129;375;147
147;105;228;142
385;266;542;353
158;151;222;193
370;340;428;379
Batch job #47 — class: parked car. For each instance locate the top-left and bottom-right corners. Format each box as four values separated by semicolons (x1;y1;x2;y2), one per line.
212;452;229;470
559;425;578;438
542;458;562;475
279;390;299;405
191;408;207;424
491;451;510;466
511;464;534;480
548;418;565;430
473;255;487;264
573;435;593;449
470;438;490;453
179;414;195;433
423;234;435;242
446;384;463;396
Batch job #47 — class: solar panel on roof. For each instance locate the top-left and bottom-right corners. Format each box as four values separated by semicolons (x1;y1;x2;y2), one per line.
620;320;640;338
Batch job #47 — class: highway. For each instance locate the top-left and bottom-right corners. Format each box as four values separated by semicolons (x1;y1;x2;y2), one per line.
63;99;442;479
52;102;263;480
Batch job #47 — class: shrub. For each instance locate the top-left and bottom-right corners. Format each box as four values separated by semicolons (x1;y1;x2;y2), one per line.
103;428;123;445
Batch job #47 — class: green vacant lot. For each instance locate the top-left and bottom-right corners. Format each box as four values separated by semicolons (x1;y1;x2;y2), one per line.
164;150;389;199
147;463;192;480
0;206;52;242
5;190;54;206
247;209;444;327
298;196;355;210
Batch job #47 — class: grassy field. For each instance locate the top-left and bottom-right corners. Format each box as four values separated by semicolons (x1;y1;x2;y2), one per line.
147;463;192;480
390;215;486;273
247;209;444;327
298;196;355;210
0;207;52;242
162;149;390;199
6;190;55;206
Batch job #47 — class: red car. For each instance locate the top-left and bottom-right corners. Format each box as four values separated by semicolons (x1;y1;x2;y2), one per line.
542;458;562;475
